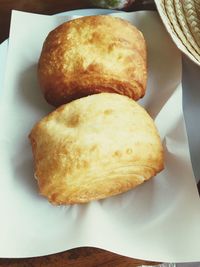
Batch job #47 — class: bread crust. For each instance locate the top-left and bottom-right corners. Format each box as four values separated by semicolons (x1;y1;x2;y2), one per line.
29;93;164;205
38;15;147;106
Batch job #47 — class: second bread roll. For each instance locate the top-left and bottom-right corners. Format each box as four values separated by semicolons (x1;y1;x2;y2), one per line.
29;93;163;205
38;15;147;106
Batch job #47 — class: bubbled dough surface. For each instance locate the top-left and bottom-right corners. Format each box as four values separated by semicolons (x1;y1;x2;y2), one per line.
38;15;147;106
29;93;163;204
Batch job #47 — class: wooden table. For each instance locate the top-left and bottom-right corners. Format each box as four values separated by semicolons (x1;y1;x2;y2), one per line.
0;1;159;266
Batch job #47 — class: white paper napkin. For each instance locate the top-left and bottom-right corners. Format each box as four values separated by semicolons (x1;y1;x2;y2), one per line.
0;10;200;262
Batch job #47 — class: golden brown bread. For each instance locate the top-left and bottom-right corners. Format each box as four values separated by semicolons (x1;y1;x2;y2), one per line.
38;15;147;107
29;93;164;205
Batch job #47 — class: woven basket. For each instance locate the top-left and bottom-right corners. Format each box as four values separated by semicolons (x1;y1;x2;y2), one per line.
155;0;200;66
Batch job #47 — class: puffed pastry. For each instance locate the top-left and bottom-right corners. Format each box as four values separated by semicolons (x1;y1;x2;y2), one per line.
29;93;164;205
38;15;147;107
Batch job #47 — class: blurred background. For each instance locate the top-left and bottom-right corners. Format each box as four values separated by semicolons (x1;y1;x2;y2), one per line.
0;0;155;43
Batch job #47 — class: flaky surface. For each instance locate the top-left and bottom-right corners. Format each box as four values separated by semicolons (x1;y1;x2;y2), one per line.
29;93;164;205
38;15;147;106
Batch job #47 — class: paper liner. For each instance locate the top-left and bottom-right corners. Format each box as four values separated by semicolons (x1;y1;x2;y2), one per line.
1;10;200;262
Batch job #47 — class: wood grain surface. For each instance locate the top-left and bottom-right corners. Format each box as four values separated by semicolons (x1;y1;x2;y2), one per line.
0;1;158;266
0;248;159;267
